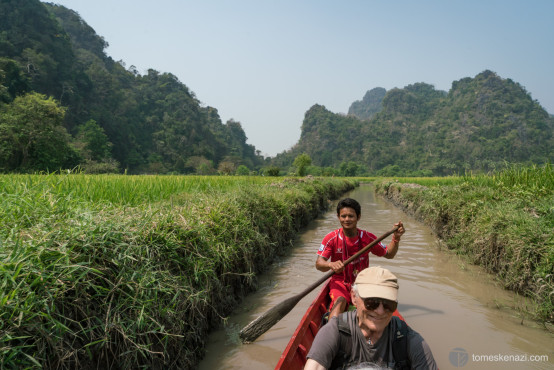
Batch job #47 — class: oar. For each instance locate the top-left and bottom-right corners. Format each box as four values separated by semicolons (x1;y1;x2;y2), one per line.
239;226;399;343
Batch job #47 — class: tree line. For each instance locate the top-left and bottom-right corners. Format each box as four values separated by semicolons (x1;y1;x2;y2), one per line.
0;0;265;174
1;0;552;176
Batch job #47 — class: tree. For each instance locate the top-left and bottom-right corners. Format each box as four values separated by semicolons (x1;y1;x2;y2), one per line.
293;153;312;176
73;119;119;173
0;92;79;172
76;119;112;161
197;162;215;175
340;161;360;177
265;166;281;176
218;161;235;175
0;57;30;102
235;165;250;176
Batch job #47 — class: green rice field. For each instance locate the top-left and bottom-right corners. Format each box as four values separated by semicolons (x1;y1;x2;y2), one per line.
0;174;356;368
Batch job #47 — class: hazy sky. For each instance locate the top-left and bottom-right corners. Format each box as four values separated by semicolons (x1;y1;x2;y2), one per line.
47;0;554;156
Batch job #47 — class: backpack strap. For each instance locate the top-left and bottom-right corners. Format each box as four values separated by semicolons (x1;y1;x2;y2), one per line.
329;313;352;370
391;316;410;370
337;312;351;334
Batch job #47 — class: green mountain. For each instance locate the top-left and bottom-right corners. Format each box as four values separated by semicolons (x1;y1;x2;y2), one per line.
0;0;264;174
347;87;387;120
274;72;553;176
2;0;551;176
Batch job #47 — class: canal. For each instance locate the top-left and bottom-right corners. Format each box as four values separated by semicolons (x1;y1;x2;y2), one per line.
199;184;553;369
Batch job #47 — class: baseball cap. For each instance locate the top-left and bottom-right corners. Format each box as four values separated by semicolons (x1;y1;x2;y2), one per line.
354;266;398;301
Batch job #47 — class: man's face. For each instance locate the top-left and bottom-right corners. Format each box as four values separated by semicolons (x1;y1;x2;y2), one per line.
351;291;394;335
338;207;360;232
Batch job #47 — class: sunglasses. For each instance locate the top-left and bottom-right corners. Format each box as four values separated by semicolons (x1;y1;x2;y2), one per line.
362;298;398;312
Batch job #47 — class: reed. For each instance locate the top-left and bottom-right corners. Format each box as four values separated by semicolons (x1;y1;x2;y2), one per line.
374;163;553;324
0;174;356;368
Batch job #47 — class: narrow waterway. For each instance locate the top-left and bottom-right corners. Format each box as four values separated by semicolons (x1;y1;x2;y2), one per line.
198;185;553;369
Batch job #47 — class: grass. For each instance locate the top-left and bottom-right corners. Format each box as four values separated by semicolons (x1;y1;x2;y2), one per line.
374;163;553;324
0;174;356;369
0;174;277;206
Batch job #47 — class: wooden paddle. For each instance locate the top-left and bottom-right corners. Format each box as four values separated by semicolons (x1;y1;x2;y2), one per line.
239;226;399;343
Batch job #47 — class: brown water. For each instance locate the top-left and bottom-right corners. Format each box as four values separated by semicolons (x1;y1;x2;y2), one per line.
198;185;553;369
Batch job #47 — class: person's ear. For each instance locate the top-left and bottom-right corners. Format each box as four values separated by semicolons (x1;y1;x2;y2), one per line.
350;289;357;307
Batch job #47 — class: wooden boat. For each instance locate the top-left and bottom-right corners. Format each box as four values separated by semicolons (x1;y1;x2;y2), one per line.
274;279;332;370
275;279;404;370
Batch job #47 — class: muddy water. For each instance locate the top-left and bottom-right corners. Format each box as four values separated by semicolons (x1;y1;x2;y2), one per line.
198;185;553;369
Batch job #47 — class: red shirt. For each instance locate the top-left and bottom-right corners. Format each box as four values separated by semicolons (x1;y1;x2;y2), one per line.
317;228;387;284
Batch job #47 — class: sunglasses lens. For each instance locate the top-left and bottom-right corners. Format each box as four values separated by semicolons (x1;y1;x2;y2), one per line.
363;299;379;310
363;298;397;312
384;300;398;312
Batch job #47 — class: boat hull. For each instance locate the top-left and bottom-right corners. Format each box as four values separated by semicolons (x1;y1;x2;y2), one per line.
275;279;332;370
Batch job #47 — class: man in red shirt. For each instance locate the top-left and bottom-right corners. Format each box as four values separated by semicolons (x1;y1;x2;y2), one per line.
316;198;404;319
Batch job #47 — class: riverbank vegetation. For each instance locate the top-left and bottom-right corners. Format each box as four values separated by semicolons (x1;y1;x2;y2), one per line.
374;164;553;325
0;174;356;368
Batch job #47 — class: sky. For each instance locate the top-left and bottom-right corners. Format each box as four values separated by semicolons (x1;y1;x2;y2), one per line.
46;0;554;157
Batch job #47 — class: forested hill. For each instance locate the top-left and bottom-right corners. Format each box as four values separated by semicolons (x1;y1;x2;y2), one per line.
274;71;553;176
347;87;387;120
2;1;552;177
0;0;264;174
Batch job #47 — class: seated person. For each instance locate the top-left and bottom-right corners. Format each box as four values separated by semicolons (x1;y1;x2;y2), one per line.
305;266;437;370
316;198;404;320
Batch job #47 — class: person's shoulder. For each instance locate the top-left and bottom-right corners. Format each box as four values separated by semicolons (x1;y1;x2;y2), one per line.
405;324;427;344
359;229;379;242
322;229;341;240
400;322;434;355
389;316;408;333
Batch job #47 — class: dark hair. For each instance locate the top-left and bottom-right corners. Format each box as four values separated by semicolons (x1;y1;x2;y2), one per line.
336;198;361;217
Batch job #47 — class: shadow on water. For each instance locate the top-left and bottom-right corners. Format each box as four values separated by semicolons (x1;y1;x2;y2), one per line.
398;303;445;318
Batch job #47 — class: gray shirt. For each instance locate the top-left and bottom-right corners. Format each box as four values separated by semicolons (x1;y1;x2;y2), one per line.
306;311;437;370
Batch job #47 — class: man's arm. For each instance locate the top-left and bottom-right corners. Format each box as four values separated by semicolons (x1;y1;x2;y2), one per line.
304;358;326;370
384;239;399;259
316;255;344;273
384;221;404;259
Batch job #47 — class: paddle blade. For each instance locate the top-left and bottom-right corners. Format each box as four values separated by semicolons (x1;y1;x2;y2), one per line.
239;294;302;343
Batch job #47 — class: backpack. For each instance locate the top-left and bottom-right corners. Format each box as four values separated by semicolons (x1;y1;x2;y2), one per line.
330;314;410;370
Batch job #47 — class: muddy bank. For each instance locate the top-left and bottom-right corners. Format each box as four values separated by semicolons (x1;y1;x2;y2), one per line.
374;180;553;326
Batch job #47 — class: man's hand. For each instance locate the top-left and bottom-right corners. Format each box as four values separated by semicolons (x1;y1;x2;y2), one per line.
327;260;345;273
316;256;344;273
393;221;405;241
304;359;326;370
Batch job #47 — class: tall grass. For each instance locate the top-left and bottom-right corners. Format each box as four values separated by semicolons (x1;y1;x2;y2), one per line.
0;174;356;368
463;163;553;192
374;164;553;324
0;174;276;206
